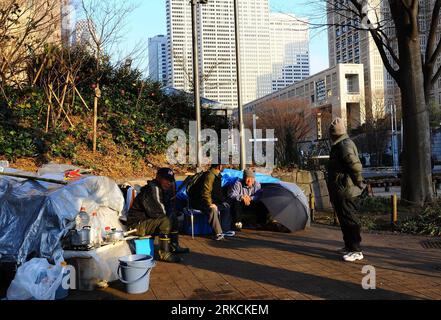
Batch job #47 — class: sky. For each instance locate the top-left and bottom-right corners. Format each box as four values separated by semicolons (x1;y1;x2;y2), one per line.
119;0;329;75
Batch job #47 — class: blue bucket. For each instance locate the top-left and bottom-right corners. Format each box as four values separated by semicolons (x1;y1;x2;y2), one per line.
118;255;156;294
134;238;154;256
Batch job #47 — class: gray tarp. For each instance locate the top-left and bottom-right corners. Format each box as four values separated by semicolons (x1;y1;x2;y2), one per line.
0;167;125;265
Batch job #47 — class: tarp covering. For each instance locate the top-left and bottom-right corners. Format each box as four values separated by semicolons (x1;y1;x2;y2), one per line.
0;167;125;265
221;169;281;187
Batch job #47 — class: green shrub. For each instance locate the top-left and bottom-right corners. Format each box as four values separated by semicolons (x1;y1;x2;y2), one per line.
398;201;441;236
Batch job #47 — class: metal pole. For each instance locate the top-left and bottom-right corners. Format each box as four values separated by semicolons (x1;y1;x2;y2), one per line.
393;104;399;172
395;105;399;171
191;0;202;171
253;114;257;165
234;0;246;170
401;117;403;154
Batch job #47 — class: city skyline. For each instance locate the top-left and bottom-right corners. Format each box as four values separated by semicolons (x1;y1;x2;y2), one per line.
123;0;329;76
165;0;314;108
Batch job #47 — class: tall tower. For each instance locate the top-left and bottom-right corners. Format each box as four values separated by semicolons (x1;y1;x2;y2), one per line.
327;0;386;119
269;13;310;92
61;0;76;45
166;0;272;109
148;35;168;85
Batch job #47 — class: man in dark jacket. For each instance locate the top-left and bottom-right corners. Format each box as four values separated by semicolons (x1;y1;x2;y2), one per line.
326;118;366;262
189;164;232;241
128;168;189;263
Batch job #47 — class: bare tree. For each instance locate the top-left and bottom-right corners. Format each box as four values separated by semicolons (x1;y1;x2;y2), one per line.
0;0;61;96
79;0;140;152
297;0;439;205
246;99;312;166
352;90;392;166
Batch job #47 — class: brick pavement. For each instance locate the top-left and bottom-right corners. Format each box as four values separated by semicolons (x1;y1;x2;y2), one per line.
69;225;441;300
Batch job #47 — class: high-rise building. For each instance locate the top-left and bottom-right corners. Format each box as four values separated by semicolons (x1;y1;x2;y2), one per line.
148;35;168;86
328;0;441;118
269;13;310;92
166;0;273;109
327;0;386;119
73;19;96;49
61;0;76;45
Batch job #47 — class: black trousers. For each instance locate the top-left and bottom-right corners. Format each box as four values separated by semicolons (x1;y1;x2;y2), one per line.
331;195;362;252
231;200;269;226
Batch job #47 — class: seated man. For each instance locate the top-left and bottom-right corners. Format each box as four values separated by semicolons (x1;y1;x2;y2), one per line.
228;168;268;230
127;168;189;263
189;164;233;241
160;169;190;255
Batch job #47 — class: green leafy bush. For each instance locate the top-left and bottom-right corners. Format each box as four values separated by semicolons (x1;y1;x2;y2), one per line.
398;201;441;236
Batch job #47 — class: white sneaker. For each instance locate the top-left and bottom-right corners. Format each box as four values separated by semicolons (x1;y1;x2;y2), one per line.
343;252;364;262
222;231;236;237
214;234;225;241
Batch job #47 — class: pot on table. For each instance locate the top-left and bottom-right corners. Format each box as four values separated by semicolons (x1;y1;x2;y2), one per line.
106;229;137;242
69;227;91;247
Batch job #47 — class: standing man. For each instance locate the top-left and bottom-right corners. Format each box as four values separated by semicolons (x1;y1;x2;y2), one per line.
228;169;268;230
326;118;366;262
189;164;233;241
127;168;189;263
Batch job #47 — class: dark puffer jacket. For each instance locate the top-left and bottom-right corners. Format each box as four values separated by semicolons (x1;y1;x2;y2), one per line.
127;179;168;226
327;134;364;199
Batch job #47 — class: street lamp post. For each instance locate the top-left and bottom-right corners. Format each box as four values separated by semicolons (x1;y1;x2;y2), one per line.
253;114;259;164
390;104;399;173
191;0;206;171
234;0;246;170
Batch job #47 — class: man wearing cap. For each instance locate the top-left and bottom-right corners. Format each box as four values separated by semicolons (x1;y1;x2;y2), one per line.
127;168;189;263
228;169;267;230
327;118;366;262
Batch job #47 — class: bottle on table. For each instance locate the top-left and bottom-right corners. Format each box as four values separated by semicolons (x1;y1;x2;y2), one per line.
78;207;90;229
90;211;102;248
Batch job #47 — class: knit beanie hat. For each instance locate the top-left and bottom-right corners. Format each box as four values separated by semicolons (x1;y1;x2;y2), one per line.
243;169;255;179
329;117;347;136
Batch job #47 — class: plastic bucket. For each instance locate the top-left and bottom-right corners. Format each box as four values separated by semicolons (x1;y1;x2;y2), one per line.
117;255;155;294
134;238;154;256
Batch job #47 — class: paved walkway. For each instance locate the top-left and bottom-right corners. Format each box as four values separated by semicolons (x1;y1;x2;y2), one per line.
69;225;441;300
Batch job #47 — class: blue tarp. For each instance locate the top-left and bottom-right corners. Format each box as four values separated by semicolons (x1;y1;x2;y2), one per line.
0;168;125;265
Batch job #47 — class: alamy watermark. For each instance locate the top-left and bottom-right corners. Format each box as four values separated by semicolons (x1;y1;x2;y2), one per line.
361;265;376;290
61;265;76;290
166;121;277;169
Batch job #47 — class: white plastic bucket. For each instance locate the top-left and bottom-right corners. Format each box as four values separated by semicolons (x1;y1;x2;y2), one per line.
117;255;155;294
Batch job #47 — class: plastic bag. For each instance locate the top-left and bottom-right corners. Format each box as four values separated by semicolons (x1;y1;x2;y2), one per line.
6;258;65;300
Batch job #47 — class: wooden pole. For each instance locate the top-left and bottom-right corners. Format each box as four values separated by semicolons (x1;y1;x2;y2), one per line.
0;172;68;185
93;84;101;153
68;75;90;111
45;89;52;133
391;193;398;225
48;84;74;128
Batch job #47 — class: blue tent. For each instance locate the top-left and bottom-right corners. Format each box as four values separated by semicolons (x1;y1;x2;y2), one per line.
175;169;310;232
176;169;280;201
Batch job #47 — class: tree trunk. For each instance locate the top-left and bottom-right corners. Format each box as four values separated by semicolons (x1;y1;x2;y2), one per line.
398;29;433;205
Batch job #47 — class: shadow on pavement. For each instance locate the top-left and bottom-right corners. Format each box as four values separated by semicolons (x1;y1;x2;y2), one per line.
184;252;420;300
